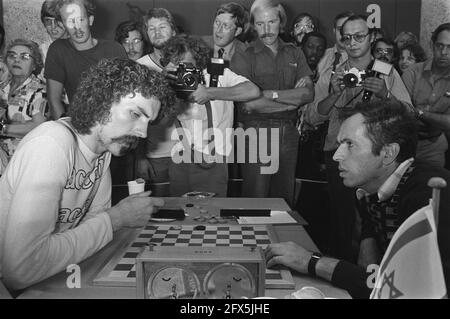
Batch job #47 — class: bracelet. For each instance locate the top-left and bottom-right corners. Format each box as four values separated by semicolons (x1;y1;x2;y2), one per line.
307;252;322;277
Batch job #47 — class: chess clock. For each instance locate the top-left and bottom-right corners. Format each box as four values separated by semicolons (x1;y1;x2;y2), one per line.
136;246;265;299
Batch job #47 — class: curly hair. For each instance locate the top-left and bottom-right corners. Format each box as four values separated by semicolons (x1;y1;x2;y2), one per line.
400;42;427;63
69;58;176;135
160;34;211;70
6;39;44;76
115;20;145;44
339;99;418;163
54;0;95;20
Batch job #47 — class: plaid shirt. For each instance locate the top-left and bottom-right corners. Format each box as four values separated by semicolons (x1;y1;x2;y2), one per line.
356;158;414;251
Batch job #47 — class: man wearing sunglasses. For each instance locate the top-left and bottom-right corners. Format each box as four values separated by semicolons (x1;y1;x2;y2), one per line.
44;0;127;120
306;14;412;264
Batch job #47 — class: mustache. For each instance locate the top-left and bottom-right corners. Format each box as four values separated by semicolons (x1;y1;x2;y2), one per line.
111;135;139;148
261;33;276;38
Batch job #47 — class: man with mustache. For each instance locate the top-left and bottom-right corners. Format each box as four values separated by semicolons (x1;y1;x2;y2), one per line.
44;0;127;120
0;58;175;291
231;0;314;207
402;23;450;169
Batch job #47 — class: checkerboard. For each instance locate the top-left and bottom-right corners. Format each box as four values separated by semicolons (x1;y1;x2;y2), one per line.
93;224;294;289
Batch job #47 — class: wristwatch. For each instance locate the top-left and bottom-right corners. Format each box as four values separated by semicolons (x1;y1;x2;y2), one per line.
307;252;322;277
272;91;279;101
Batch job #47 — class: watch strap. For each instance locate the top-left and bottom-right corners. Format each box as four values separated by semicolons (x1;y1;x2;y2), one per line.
307;252;322;277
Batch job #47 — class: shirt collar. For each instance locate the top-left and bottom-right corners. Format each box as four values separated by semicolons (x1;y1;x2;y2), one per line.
214;40;235;59
356;158;414;202
423;59;450;78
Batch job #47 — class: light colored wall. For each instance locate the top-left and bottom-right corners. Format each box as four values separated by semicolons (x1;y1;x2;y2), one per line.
3;0;47;48
421;0;450;58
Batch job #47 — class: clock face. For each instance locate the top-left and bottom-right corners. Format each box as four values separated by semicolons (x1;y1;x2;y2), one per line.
147;267;201;299
203;263;256;299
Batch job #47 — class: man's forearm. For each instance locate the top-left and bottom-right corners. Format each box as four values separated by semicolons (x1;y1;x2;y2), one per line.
317;91;342;116
420;111;450;131
207;81;259;102
315;256;340;282
49;99;65;120
240;97;297;114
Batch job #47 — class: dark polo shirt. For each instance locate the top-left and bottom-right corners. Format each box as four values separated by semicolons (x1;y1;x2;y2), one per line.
230;38;312;121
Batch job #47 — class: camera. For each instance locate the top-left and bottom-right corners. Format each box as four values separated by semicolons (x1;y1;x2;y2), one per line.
168;62;204;99
342;67;374;88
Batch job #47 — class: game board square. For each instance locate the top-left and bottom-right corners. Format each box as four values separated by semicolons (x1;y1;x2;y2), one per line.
217;235;229;239
229;235;243;239
203;243;216;247
131;242;148;247
127;271;136;278
138;233;153;238
229;239;243;244
229;243;243;247
217;226;229;231
229;231;242;235
216;239;229;244
241;226;253;231
204;231;216;235
176;238;190;243
114;263;134;271
243;243;258;247
160;242;175;246
191;234;204;239
189;239;203;244
178;234;191;239
149;237;164;243
190;243;202;246
242;235;255;240
203;239;216;244
216;243;229;246
165;234;179;239
203;235;217;239
254;231;267;235
123;252;139;258
180;230;191;235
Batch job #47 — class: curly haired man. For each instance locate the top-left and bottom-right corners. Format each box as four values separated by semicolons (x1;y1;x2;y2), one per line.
0;58;175;291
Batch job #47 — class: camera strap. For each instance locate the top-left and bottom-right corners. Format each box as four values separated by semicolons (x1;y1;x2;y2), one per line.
174;101;217;168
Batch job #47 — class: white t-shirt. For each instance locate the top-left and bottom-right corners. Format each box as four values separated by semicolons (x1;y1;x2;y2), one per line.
0;119;113;289
174;68;249;157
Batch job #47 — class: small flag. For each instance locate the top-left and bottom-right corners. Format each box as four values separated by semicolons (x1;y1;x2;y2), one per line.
371;202;447;299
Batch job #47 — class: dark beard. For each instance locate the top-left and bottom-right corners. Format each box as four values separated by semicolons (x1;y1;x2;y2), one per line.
111;135;139;156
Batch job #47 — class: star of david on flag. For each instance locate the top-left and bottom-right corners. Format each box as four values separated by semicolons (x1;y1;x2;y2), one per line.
370;201;447;299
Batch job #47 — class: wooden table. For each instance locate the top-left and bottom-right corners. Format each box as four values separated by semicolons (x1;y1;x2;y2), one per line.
18;198;350;299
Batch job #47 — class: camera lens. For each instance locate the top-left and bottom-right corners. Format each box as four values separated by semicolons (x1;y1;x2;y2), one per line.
183;73;196;87
342;73;359;88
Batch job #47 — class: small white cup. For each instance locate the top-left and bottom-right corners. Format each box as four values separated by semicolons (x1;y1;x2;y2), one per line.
127;178;145;195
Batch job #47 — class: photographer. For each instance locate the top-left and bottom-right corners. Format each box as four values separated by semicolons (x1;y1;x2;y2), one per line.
307;15;412;263
161;34;259;197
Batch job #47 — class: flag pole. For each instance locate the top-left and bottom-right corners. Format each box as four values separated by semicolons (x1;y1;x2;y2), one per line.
427;177;447;230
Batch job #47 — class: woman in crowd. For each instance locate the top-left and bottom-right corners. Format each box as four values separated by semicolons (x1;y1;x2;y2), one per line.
398;42;427;74
0;39;48;175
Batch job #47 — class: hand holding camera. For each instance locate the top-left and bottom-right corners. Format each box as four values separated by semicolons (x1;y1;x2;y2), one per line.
191;83;212;105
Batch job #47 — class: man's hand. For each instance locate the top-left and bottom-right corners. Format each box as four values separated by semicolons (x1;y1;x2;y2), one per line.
264;241;313;274
330;70;345;95
107;191;164;231
191;84;212;105
363;77;388;99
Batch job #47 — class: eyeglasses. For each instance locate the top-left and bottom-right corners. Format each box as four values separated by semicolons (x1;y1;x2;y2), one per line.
375;48;394;55
434;43;450;52
122;38;143;47
214;19;235;32
341;33;370;45
6;51;34;61
294;22;314;33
